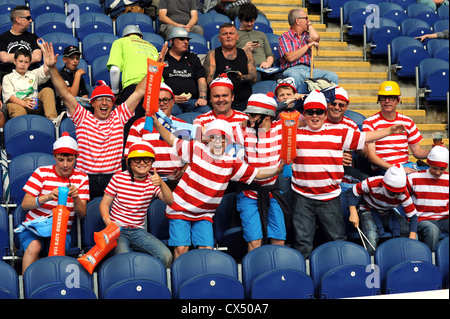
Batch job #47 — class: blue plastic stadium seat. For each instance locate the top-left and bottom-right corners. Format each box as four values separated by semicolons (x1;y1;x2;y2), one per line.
76;13;114;41
241;245;314;299
390;36;430;78
435;237;449;288
375;237;442;294
142;32;165;52
0;262;19;299
115;12;155;37
80;197;104;251
34;13;73;37
81;32;118;63
310;241;379;298
252;80;277;94
4;115;56;160
171;249;244;299
66;0;103;15
41;33;80;58
98;252;171;299
29;0;65;17
91;55;111;86
417;58;449;102
23;256;97;299
401;18;433;38
147;199;169;245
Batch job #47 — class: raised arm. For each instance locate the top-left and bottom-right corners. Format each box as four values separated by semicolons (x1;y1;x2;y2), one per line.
39;40;78;115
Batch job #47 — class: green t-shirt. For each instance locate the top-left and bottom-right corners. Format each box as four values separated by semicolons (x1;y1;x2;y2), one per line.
237;29;274;66
107;35;159;89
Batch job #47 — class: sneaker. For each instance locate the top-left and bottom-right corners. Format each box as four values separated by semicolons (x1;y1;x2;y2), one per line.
51;111;66;128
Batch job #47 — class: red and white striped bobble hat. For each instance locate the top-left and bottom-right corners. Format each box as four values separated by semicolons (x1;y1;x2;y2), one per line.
427;145;449;168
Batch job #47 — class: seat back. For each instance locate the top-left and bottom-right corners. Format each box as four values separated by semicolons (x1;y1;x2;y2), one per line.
98;252;171;299
401;18;433;37
171;249;242;299
0;262;19;299
115;12;155;36
4;115;56;160
0;206;9;259
384;260;442;294
309;241;371;295
8;152;55;205
252;80;277;94
390;36;424;63
407;3;435;18
81;197;105;251
34;12;73;36
375;237;433;288
77;13;114;41
142;32;165;52
320;264;379;298
435;237;449;288
91;55;111;86
344;110;366;131
24;256;96;299
29;0;65;16
241;245;311;299
41;33;80;57
147;199;169;244
433;19;449;33
81;32;119;63
426;38;449;57
59;118;77;140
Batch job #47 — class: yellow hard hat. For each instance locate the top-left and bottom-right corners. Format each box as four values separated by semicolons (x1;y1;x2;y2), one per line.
378;81;401;96
127;141;155;159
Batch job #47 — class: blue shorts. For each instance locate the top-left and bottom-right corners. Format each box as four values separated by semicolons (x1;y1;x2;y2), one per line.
168;218;214;248
236;192;286;242
19;229;71;255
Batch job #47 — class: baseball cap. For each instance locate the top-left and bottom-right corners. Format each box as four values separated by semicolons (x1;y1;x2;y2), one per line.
63;45;81;57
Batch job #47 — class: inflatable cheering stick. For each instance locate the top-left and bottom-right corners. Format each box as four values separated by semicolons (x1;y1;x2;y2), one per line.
94;222;121;251
78;241;117;274
48;186;70;256
279;111;300;178
143;58;165;131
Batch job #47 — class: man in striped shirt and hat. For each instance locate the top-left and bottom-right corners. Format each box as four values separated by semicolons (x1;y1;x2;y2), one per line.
40;40;149;198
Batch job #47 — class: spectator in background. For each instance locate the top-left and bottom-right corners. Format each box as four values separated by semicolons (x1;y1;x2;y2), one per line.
236;3;281;82
415;29;449;42
161;27;211;115
204;23;257;111
0;5;41;77
407;145;449;251
2;48;57;121
158;0;204;40
214;0;265;21
107;25;167;141
41;39;150;199
0;84;5;129
279;9;338;87
363;81;430;174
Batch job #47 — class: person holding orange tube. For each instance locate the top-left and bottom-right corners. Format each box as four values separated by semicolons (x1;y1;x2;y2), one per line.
19;132;89;274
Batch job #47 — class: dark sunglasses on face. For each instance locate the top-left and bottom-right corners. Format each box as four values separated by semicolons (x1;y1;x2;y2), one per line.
330;102;347;108
20;16;32;20
304;109;326;116
379;96;398;102
131;157;152;164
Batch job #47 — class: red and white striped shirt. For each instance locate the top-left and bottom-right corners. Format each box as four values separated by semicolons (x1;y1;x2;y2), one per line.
325;116;360;131
69;102;133;174
166;139;257;222
352;176;417;218
407;170;449;221
23;165;90;233
363;112;423;166
124;116;186;176
292;124;365;200
104;170;161;228
236;120;282;199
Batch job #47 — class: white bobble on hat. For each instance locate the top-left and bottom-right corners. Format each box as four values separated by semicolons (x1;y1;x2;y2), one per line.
160;82;174;98
334;86;349;103
382;164;407;193
427;145;449;168
53;132;78;155
303;90;327;111
210;73;234;91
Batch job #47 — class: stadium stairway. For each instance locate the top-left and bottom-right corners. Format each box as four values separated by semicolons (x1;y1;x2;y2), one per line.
254;0;449;161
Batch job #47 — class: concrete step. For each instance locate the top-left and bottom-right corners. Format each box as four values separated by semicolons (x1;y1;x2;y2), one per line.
254;0;304;5
267;13;321;22
255;5;308;14
337;71;387;80
350;108;422;117
315;50;363;58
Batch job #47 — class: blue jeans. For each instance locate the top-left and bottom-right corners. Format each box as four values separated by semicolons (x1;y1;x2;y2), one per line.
114;227;173;268
417;219;449;252
171;100;211;116
292;193;346;259
359;210;411;255
282;64;339;89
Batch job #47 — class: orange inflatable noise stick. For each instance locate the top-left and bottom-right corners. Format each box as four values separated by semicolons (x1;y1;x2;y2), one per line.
94;222;121;251
279;111;300;164
143;58;165;131
77;241;117;274
48;187;70;257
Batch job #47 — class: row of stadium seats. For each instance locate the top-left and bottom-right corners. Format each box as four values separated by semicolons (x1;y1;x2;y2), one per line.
0;238;448;299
